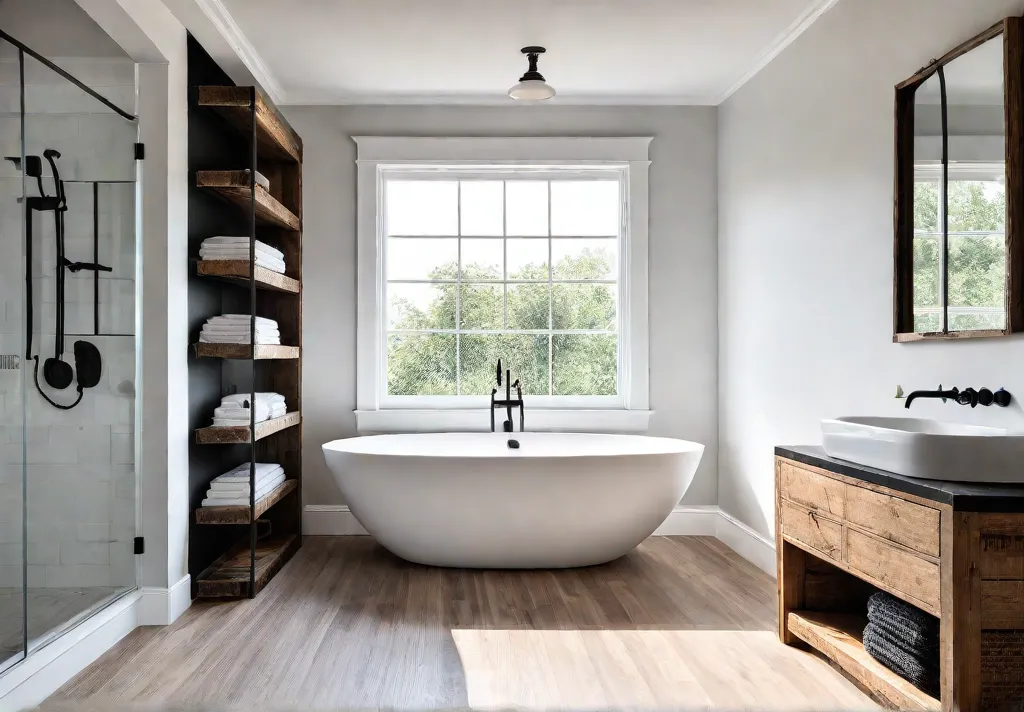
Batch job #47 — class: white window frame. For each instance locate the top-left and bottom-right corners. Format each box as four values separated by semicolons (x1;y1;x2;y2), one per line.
354;136;652;434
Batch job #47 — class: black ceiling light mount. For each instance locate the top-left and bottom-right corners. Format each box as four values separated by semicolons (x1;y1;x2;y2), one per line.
509;46;555;101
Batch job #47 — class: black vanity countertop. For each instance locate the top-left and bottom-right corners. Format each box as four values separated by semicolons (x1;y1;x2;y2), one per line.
776;445;1024;512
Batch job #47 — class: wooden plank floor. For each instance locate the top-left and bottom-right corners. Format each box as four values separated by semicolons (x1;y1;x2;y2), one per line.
49;536;878;710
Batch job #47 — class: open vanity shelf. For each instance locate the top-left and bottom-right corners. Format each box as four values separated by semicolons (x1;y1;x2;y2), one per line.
788;610;941;710
186;37;303;600
775;446;1024;712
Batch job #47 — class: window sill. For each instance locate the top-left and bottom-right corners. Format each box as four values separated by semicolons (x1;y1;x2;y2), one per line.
354;409;653;435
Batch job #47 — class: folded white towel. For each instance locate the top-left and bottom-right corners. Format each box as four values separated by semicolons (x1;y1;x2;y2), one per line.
207;472;285;497
201;238;283;260
200;249;284;265
202;236;251;245
212;415;286;426
214;402;283;422
199;255;286;274
202;324;280;334
205;473;286;500
215;402;286;416
211;463;284;486
202;331;281;342
208;314;278;326
199;334;282;345
210;478;282;493
201;475;287;506
222;392;285;407
201;242;282;257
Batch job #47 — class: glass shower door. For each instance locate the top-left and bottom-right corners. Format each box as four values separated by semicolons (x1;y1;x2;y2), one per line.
0;39;29;676
18;45;139;654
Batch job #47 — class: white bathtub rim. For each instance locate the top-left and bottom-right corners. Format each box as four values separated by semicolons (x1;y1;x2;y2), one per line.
322;432;704;459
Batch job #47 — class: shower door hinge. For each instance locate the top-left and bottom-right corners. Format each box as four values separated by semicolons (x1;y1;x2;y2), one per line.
134;143;145;160
134;536;145;555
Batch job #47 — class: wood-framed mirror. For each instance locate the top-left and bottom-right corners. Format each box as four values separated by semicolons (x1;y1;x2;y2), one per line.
894;18;1023;341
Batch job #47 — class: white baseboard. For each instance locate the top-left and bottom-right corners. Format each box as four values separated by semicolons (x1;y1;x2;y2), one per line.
138;574;192;626
0;591;139;710
716;509;777;577
304;505;368;535
303;504;777;577
653;505;720;535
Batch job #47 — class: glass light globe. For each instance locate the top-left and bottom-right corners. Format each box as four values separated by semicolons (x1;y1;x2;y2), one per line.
508;80;556;101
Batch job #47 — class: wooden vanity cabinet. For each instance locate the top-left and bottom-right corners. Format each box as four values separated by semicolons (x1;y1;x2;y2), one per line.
775;447;1024;712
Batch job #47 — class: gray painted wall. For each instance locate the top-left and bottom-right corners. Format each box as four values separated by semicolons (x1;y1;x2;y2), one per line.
0;0;128;58
718;0;1024;539
284;105;720;507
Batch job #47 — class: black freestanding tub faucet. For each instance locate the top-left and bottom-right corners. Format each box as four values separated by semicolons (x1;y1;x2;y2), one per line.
490;359;525;433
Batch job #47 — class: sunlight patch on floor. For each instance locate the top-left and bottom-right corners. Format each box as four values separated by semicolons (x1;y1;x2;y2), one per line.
451;628;880;711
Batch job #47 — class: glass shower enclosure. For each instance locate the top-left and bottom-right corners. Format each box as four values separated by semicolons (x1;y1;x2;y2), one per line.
0;31;140;675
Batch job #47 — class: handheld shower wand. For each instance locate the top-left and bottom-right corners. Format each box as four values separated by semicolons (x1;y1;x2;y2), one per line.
40;149;74;391
21;149;104;410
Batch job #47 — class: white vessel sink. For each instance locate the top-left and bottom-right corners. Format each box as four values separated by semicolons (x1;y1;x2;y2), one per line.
821;417;1024;483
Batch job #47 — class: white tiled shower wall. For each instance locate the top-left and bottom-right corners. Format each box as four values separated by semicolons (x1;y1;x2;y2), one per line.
0;56;137;590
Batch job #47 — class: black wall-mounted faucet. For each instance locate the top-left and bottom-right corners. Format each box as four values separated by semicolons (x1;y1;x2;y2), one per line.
904;385;1012;409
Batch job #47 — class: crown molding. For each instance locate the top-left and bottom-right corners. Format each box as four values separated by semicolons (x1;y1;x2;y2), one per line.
193;0;285;105
280;92;719;107
715;0;840;104
187;0;836;108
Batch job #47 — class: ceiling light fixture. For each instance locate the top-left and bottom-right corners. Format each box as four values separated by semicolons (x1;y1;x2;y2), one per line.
508;46;555;101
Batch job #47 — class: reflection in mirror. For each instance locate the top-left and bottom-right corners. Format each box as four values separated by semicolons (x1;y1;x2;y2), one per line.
913;72;944;333
944;37;1006;331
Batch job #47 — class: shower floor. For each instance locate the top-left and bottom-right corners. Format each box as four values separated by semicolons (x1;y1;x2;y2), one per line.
0;587;121;668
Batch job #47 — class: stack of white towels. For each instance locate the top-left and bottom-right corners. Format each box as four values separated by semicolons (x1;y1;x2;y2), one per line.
201;462;286;507
200;314;281;345
199;236;286;274
212;392;287;427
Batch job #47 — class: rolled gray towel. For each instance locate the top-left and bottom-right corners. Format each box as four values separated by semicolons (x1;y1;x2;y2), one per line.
867;591;940;649
864;623;940;697
865;617;940;669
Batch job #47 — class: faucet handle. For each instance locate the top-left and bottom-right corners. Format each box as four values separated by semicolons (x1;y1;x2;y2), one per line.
956;388;979;408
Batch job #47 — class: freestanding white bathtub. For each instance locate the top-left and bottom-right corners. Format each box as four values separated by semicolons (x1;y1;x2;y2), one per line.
322;432;704;569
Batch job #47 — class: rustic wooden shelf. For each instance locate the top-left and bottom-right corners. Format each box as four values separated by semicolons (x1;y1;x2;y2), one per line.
189;72;304;602
197;86;302;163
197;171;300;231
788;611;940;711
193;343;300;360
196;260;300;294
195;411;301;445
194;534;300;598
194;479;298;525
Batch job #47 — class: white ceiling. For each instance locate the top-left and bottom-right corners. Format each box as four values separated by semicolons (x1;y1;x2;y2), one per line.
218;0;837;105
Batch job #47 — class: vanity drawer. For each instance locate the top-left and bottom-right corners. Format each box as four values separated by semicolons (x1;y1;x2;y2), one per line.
779;461;845;519
845;528;940;613
845;485;940;557
781;501;842;561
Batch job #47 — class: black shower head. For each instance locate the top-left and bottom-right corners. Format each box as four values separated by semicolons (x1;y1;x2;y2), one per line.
43;148;61;159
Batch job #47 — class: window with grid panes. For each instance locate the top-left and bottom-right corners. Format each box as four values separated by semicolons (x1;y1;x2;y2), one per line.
382;169;624;402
